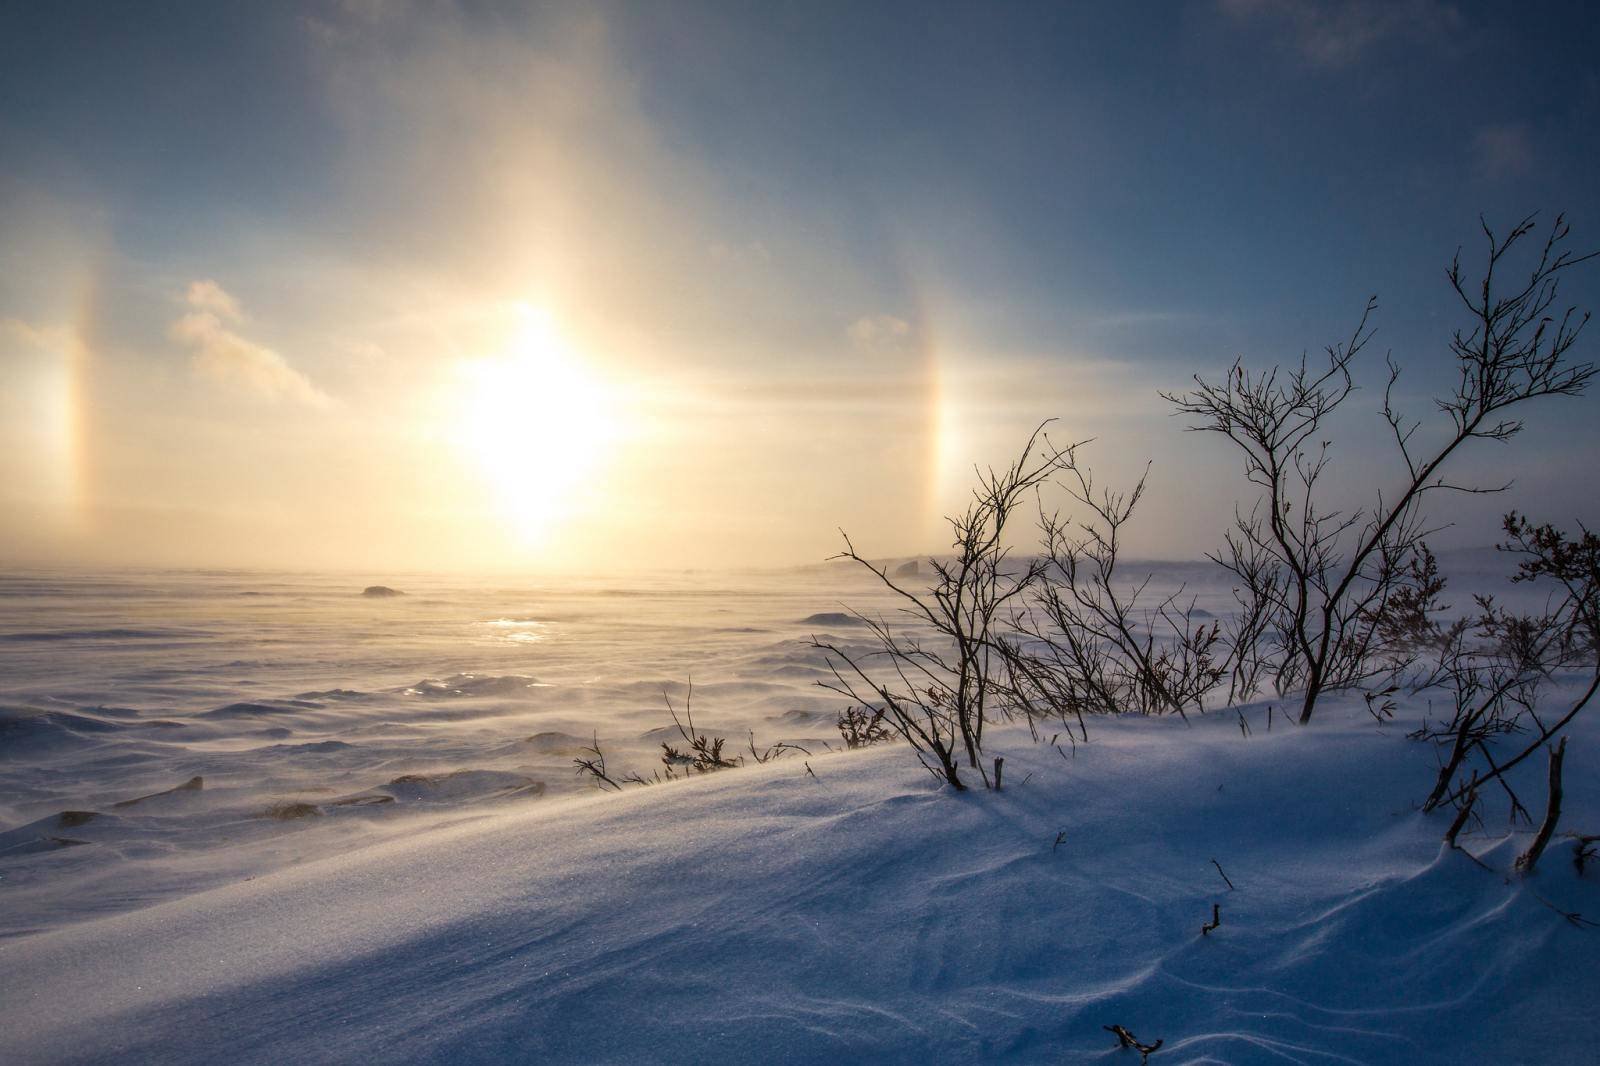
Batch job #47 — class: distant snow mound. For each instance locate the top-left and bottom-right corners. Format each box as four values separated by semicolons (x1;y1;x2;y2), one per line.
111;776;203;809
256;740;353;755
262;802;322;820
525;731;593;755
893;559;920;576
799;612;863;627
0;628;185;643
406;674;541;698
0;706;125;757
378;770;546;803
200;699;323;719
774;707;831;725
361;586;404;598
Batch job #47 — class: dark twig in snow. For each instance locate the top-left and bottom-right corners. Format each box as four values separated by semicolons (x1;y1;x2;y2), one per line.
1104;1024;1164;1062
1201;903;1222;936
1210;859;1236;891
1516;738;1567;873
747;730;812;764
1530;890;1599;929
1443;786;1479;850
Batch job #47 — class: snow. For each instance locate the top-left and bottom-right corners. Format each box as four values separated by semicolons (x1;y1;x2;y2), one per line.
2;568;1598;1063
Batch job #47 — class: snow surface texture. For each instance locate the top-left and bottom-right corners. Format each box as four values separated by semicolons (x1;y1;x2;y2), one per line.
2;565;1597;1064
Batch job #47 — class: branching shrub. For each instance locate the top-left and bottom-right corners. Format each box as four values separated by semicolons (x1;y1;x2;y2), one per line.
660;681;740;774
574;732;624;792
836;704;894;748
1418;515;1600;841
812;424;1069;790
804;214;1594;803
1010;453;1225;719
575;683;766;791
1167;215;1595;723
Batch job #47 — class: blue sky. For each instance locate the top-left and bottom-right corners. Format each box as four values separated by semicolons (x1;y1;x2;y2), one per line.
1;1;1597;569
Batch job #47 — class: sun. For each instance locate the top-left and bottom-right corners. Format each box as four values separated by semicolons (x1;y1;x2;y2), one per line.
455;306;616;544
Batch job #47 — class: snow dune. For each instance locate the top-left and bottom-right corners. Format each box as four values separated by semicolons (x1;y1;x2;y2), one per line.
4;700;1596;1064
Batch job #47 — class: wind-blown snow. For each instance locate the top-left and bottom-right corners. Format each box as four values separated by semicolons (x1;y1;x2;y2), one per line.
1;565;1596;1063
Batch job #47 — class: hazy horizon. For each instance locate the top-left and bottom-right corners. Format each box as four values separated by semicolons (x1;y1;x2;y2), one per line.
4;1;1598;573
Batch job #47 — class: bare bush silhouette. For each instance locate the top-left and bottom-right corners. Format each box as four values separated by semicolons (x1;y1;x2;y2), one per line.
1007;452;1224;720
577;682;803;790
1414;602;1562;818
1422;515;1600;833
1167;215;1596;723
660;680;740;774
812;425;1070;790
836;704;894;749
574;732;624;792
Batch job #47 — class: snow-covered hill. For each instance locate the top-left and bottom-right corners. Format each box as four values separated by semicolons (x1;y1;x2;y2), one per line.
5;694;1596;1064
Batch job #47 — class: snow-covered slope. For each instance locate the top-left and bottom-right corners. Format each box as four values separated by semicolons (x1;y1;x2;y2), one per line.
5;698;1596;1064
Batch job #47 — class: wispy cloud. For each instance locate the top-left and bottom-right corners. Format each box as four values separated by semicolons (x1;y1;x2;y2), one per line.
847;314;913;353
1472;122;1533;182
184;279;244;322
169;282;332;407
2;316;73;350
1219;0;1462;68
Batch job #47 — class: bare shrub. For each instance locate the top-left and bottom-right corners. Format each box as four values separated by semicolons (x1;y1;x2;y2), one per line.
1215;521;1285;704
836;704;893;749
574;732;624;792
812;425;1069;790
1419;515;1600;845
660;681;740;774
1167;215;1596;723
1414;600;1562;817
575;683;760;790
1009;453;1225;719
747;731;812;764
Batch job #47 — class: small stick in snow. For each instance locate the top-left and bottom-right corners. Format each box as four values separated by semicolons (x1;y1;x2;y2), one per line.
1210;859;1235;891
1267;704;1273;731
1053;830;1067;852
1201;903;1221;936
803;761;819;781
1103;1024;1163;1062
993;756;1004;790
573;732;623;792
1443;787;1479;850
1515;738;1567;874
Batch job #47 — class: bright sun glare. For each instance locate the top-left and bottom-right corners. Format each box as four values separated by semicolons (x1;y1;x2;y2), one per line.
456;306;615;544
